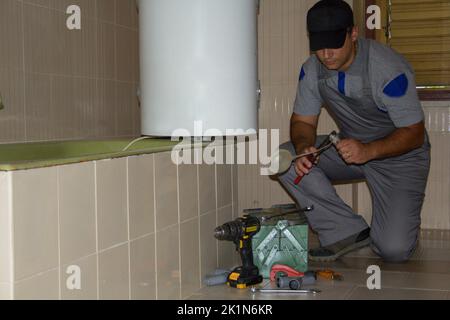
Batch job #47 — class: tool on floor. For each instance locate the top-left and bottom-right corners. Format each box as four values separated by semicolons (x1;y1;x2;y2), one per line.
214;215;263;289
204;269;232;286
276;270;316;290
250;287;321;294
294;131;341;185
315;269;344;281
270;264;304;281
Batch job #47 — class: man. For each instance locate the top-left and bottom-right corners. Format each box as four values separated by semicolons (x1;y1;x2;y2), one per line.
278;0;431;262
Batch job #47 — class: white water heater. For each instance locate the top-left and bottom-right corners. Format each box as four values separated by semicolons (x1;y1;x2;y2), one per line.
138;0;259;137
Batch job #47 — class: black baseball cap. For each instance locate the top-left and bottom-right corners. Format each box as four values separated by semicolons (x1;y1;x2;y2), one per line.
307;0;354;51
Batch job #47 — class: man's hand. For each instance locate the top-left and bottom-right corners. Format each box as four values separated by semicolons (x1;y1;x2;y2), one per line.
336;139;373;164
294;146;320;178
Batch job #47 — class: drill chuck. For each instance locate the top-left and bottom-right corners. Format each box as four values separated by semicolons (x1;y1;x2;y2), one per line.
214;221;241;241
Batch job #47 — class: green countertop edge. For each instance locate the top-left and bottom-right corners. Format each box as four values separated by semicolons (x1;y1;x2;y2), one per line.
0;140;211;172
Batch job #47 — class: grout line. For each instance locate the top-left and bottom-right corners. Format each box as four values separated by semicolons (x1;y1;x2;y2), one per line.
176;152;182;299
20;1;138;31
215;159;219;269
56;167;61;300
14;267;61;285
344;285;358;300
126;157;131;300
7;173;15;299
197;163;203;290
94;161;99;300
152;154;158;299
20;0;27;141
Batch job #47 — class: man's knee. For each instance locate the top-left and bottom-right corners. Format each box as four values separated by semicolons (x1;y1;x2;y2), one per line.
371;237;417;262
279;141;296;154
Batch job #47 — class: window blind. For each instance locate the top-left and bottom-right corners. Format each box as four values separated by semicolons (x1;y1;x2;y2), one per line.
375;0;450;88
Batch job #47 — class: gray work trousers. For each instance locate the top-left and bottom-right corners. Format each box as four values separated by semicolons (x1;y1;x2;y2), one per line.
278;136;431;262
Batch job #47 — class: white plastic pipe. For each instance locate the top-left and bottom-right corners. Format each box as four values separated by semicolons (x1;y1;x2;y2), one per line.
138;0;259;137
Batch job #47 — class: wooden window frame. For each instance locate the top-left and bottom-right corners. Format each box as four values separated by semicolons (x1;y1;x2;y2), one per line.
364;0;450;101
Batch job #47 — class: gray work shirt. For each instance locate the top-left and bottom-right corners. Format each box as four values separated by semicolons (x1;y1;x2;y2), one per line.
293;38;428;150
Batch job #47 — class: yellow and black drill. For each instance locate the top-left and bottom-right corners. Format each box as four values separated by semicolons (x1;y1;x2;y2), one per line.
214;215;263;289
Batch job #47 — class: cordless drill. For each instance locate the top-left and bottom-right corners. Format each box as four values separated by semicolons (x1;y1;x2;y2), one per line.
214;215;263;289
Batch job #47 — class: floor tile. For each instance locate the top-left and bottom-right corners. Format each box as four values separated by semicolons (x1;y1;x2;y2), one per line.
403;273;450;291
346;286;447;300
187;230;450;300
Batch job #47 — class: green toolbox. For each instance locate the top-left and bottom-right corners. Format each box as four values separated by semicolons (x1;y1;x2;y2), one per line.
246;204;309;279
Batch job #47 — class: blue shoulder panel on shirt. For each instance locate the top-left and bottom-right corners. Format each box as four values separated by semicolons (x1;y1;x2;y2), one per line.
338;72;346;95
299;66;305;81
383;73;408;97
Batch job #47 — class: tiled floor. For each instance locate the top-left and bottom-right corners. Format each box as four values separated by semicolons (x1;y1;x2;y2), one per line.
188;229;450;300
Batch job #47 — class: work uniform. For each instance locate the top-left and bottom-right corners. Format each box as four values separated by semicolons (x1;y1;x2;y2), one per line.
279;38;431;262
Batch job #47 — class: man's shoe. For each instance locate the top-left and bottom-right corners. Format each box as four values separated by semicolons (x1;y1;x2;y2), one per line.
309;228;371;262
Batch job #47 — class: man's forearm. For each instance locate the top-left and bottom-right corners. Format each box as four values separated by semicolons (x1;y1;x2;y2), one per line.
366;122;425;161
291;120;317;155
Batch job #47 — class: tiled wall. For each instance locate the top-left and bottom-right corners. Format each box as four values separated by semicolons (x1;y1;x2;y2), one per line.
0;152;238;299
0;0;140;143
238;0;450;230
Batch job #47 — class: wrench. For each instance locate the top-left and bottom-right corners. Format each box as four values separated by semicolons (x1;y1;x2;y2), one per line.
250;287;321;294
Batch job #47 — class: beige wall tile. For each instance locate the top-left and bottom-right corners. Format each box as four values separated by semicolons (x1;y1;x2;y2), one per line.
97;0;116;23
23;4;53;74
58;162;96;265
51;76;97;140
24;73;51;141
199;210;218;285
128;155;155;239
23;0;50;7
14;269;59;300
0;67;25;143
335;184;354;210
178;163;199;223
217;206;235;270
216;164;232;208
0;173;13;283
180;218;200;299
132;83;141;134
0;0;23;70
156;224;180;300
60;255;97;300
116;82;137;137
130;234;156;300
116;26;134;82
98;243;130;300
12;167;59;281
50;0;97;19
131;0;139;29
71;17;98;78
116;0;134;28
95;79;117;138
133;28;140;83
0;283;12;300
96;158;128;250
98;21;116;80
199;164;216;215
232;165;239;218
154;152;178;231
